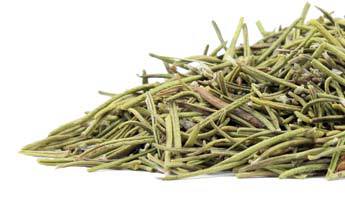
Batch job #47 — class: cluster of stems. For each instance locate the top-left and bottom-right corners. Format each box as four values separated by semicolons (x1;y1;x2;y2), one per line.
22;3;345;180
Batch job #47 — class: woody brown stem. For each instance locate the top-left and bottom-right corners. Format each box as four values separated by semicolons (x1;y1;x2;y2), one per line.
192;86;264;128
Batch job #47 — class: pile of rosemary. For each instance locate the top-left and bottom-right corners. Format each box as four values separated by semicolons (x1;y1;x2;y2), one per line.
22;3;345;180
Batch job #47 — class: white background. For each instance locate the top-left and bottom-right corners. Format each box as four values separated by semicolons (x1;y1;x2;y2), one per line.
0;0;344;201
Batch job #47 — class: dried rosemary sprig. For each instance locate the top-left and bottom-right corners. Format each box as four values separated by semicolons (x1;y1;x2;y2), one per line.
22;3;345;180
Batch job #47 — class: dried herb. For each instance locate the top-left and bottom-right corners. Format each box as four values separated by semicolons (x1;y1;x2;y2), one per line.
22;3;345;180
